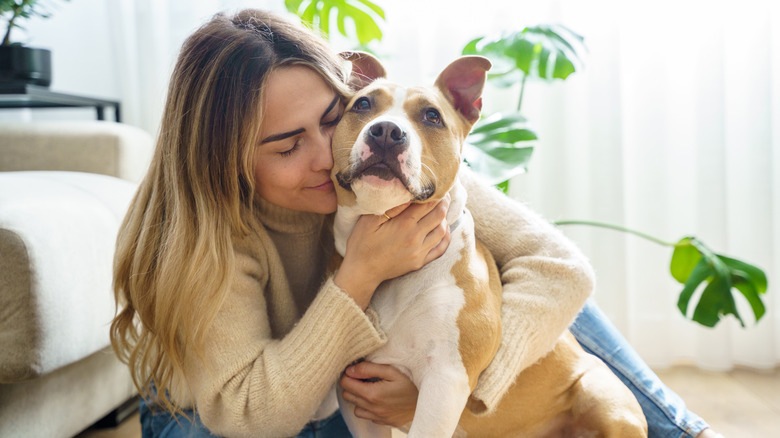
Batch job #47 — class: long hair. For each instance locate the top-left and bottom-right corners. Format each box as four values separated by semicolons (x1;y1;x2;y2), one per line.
110;9;351;414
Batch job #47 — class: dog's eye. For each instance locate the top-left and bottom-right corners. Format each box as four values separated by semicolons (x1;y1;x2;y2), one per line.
353;97;371;112
423;108;442;125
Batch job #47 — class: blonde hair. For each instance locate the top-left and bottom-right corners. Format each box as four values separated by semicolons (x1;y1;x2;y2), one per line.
110;9;352;414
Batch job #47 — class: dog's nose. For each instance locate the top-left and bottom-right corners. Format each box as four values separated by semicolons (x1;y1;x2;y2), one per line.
369;121;406;149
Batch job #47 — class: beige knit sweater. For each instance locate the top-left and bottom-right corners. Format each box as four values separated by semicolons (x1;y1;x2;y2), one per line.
175;169;595;437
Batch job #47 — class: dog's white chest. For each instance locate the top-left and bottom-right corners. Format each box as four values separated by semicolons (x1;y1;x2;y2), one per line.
366;221;471;384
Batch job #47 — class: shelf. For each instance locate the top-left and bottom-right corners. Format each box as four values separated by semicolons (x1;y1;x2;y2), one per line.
0;84;121;122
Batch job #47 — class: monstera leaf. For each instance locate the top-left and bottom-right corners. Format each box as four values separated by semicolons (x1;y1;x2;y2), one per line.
463;24;586;89
464;112;536;189
672;237;768;327
285;0;384;45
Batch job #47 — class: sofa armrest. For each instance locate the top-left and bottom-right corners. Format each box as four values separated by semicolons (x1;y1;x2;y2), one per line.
0;121;154;183
0;171;136;382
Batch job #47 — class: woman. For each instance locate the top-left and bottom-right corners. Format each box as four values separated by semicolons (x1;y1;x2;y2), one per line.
111;8;718;438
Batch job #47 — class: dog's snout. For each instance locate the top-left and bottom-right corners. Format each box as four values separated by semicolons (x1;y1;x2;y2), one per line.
369;121;406;149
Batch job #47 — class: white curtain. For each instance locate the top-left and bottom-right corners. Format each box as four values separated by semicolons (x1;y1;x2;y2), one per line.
495;0;780;370
108;0;779;370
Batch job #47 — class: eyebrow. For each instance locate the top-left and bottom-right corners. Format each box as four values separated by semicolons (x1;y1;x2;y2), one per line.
261;95;340;144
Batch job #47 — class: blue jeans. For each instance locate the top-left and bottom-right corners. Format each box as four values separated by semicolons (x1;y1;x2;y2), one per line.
570;299;710;438
139;396;351;438
140;300;708;438
139;398;220;438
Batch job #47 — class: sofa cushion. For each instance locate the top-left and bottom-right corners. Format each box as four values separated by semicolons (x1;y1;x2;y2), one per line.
0;121;153;183
0;171;137;382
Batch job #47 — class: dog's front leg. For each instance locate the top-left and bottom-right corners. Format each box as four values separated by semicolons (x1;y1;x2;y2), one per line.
405;365;471;438
336;382;393;438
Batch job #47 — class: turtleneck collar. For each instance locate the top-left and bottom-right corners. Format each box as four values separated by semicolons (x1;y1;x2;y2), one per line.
254;196;326;234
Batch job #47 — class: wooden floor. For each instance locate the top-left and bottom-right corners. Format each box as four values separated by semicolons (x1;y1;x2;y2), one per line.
77;365;780;438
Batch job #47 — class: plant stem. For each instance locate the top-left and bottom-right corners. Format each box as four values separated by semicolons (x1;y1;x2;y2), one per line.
2;15;14;46
553;220;680;247
2;3;22;46
517;74;527;112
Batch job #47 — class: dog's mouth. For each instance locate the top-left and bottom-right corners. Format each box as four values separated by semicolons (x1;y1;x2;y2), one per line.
336;156;435;201
336;155;407;189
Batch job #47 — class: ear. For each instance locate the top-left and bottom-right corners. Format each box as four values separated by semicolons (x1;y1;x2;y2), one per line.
434;56;492;125
340;51;387;90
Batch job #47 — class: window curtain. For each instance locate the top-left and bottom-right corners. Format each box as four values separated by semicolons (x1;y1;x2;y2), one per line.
491;0;779;370
109;0;779;370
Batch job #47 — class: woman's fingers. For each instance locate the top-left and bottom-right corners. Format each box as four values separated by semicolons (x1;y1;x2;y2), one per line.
424;221;451;264
339;361;418;427
337;195;453;305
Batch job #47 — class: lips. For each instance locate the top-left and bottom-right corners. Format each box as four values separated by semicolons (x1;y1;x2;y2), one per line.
310;180;334;191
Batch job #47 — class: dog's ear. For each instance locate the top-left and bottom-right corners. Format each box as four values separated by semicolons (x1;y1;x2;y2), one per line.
340;51;387;90
434;56;492;125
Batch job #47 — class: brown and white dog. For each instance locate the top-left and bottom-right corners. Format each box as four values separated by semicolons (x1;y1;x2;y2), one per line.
331;52;647;438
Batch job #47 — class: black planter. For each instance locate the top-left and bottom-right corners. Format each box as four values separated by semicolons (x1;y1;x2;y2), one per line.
0;45;52;87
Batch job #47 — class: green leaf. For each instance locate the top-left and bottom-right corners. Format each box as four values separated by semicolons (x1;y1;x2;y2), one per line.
468;128;537;145
463;143;534;186
299;0;318;28
462;37;483;55
733;277;766;322
670;237;702;283
693;275;742;328
677;258;711;317
505;37;539;76
464;111;536;186
343;3;382;45
671;236;768;327
285;0;306;13
529;24;583;79
469;112;528;134
336;6;348;36
720;255;768;294
354;0;385;20
464;24;587;87
318;2;333;38
288;0;385;46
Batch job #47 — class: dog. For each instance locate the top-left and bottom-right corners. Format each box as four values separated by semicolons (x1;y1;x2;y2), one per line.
330;52;648;438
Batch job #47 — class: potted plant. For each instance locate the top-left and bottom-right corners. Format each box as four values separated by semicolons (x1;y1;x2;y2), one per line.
0;0;69;88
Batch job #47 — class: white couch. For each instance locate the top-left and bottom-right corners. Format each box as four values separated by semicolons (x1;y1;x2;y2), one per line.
0;121;153;437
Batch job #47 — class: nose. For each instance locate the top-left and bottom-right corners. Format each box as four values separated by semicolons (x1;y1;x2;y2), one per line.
313;130;334;171
368;121;406;150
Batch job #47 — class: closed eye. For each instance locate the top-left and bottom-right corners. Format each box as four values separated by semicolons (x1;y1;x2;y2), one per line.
322;113;342;127
279;140;300;157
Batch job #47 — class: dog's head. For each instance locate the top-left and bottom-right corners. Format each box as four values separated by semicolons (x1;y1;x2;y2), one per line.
332;52;491;214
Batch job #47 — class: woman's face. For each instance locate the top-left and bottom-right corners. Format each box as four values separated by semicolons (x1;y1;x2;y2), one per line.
253;65;343;214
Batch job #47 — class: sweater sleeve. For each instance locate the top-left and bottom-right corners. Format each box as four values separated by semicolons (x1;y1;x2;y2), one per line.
461;169;596;415
181;240;387;438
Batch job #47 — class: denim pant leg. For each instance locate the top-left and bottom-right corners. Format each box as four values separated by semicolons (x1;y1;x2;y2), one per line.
139;396;222;438
295;411;352;438
141;396;351;438
569;299;710;438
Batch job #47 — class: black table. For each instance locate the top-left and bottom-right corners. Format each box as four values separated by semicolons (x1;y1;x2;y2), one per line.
0;84;121;122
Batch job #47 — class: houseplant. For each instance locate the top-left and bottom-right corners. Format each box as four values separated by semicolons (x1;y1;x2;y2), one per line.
0;0;70;87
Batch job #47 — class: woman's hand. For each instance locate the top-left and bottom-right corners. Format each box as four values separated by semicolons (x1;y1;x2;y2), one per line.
339;361;418;427
334;195;451;309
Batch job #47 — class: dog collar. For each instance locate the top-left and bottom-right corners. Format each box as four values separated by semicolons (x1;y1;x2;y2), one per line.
449;210;465;232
